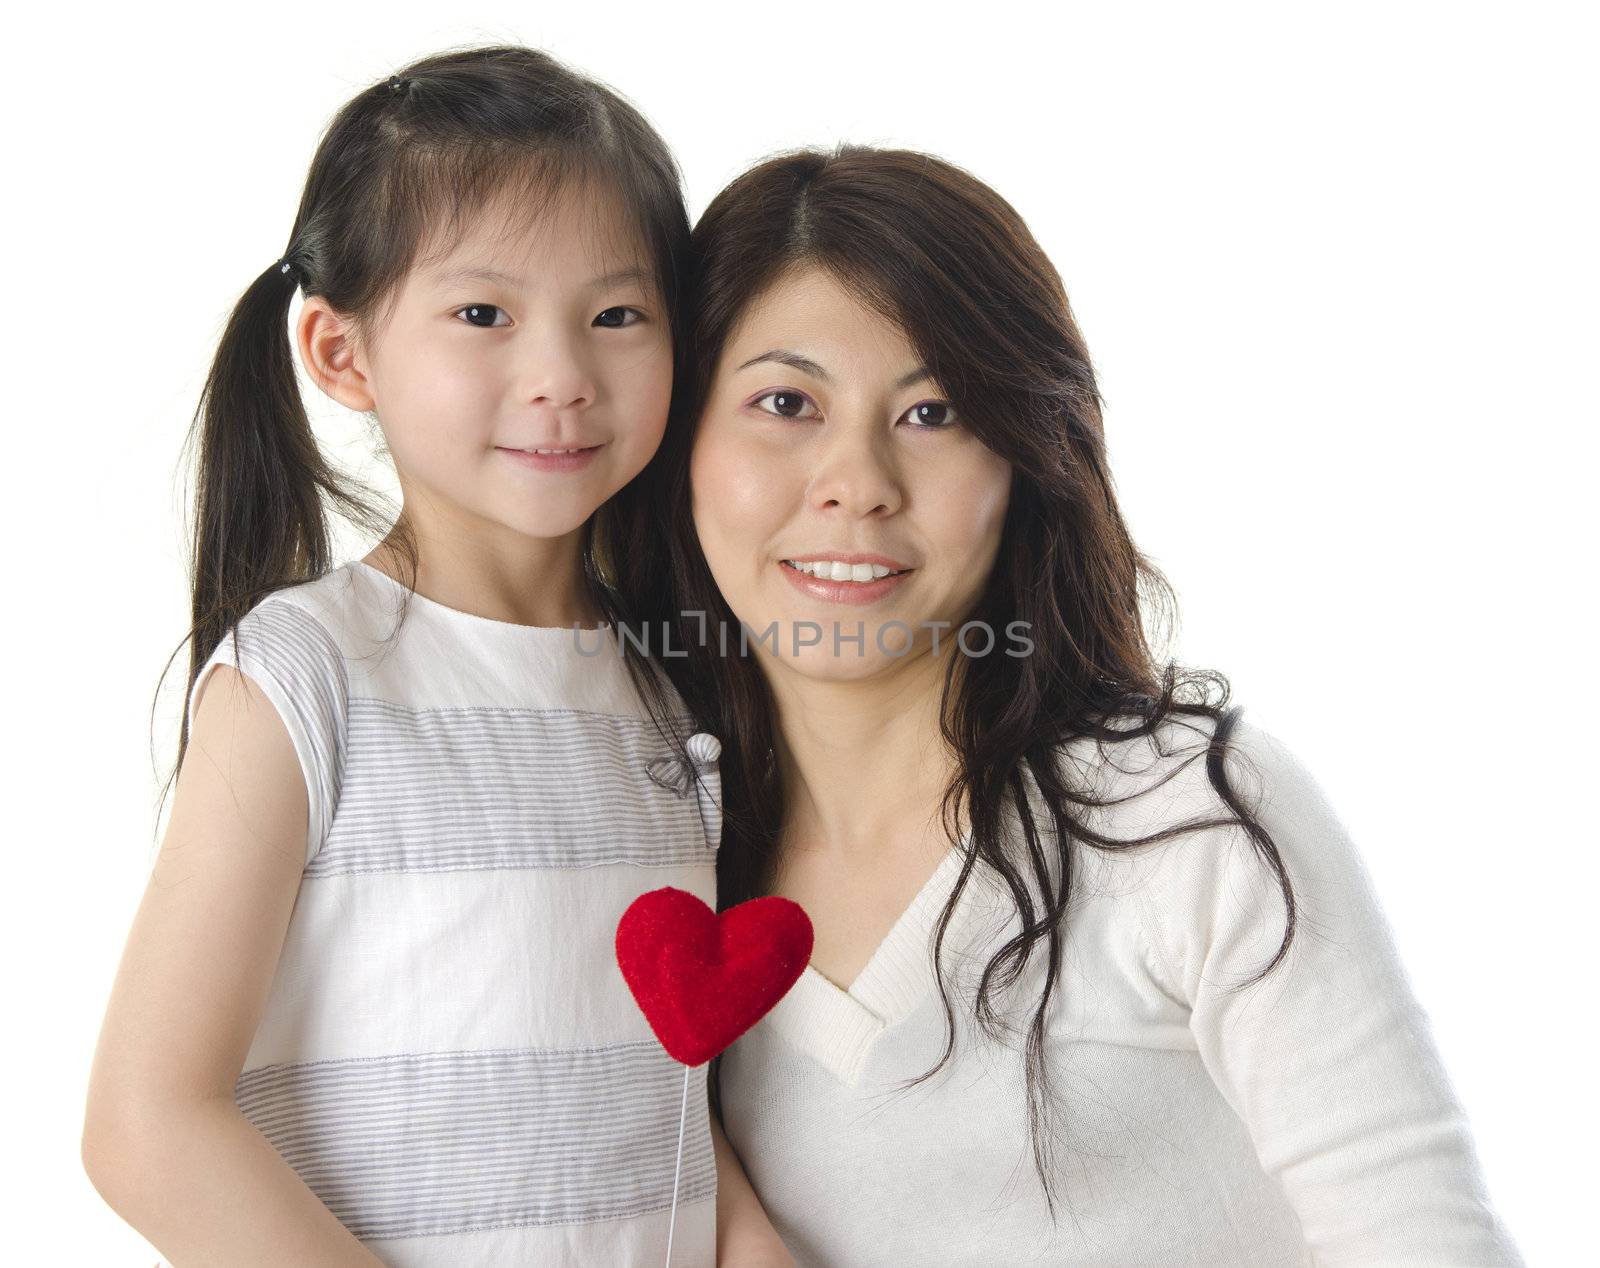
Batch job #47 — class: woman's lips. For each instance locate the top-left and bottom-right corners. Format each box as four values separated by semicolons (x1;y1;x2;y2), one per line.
778;558;912;606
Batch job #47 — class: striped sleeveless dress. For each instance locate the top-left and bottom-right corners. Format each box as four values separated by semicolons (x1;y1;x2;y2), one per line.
186;561;720;1265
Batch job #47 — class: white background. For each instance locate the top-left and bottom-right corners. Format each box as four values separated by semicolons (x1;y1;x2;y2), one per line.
5;1;1592;1261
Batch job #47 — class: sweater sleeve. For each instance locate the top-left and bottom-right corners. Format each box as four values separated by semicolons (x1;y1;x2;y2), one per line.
185;597;349;867
1129;717;1523;1266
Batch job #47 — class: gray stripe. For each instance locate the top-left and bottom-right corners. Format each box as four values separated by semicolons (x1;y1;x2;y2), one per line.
230;602;348;842
308;701;720;876
235;1043;716;1241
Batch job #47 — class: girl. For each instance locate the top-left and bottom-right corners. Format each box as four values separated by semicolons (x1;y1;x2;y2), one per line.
617;145;1526;1264
82;46;785;1267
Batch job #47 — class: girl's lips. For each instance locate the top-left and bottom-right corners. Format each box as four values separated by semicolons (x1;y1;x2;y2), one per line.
496;444;604;473
778;558;912;606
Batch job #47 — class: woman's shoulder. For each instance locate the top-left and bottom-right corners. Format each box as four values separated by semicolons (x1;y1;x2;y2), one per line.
1046;709;1354;915
1049;709;1379;977
1054;709;1319;834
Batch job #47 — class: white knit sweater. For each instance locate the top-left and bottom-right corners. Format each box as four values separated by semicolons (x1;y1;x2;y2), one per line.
717;715;1522;1266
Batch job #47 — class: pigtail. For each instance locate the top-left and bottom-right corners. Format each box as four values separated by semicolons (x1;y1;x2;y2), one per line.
177;254;382;766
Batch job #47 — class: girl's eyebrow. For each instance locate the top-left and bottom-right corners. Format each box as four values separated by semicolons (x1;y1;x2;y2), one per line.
429;264;653;290
736;348;931;390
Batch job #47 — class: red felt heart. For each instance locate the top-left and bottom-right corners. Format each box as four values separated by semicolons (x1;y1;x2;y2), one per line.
616;888;814;1067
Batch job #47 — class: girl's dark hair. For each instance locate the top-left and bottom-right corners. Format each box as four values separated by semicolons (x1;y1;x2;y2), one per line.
613;144;1299;1219
169;44;692;775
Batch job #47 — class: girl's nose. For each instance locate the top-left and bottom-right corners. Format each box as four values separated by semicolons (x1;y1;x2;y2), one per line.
516;328;598;410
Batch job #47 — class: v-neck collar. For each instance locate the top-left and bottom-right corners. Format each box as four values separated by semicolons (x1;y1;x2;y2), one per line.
755;835;995;1084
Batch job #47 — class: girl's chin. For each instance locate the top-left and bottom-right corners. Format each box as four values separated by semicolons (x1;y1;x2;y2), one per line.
502;513;598;539
490;489;622;540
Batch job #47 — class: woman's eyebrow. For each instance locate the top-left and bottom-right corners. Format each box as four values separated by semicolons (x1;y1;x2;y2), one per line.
736;349;931;389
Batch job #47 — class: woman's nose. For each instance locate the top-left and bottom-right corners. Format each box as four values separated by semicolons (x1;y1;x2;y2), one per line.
807;420;904;518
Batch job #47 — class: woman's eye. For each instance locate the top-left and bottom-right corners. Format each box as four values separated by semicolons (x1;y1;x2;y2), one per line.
455;304;509;328
593;306;644;328
751;390;819;420
903;400;959;429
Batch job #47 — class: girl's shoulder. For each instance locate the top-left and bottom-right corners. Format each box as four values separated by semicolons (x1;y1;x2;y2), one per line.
241;559;403;652
200;561;389;670
186;566;375;868
186;562;407;776
215;561;692;728
265;561;675;721
194;564;364;695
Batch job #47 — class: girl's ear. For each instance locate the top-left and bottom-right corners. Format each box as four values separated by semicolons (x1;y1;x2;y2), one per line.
296;296;376;413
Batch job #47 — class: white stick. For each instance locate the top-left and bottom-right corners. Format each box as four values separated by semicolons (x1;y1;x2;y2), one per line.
664;1063;689;1268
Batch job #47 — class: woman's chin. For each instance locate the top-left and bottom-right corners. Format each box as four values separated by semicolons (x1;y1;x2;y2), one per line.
778;649;904;682
733;614;924;682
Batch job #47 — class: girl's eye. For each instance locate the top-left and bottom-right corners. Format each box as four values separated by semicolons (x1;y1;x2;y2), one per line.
594;306;645;328
751;390;820;420
903;400;959;429
455;304;509;328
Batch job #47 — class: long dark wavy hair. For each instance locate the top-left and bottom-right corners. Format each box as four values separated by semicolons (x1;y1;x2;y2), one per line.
612;144;1300;1218
164;44;693;783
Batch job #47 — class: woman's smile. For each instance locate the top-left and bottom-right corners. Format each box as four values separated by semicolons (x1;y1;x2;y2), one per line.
777;555;914;606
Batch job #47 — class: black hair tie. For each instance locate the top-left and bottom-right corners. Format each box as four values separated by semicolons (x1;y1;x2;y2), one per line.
388;75;409;96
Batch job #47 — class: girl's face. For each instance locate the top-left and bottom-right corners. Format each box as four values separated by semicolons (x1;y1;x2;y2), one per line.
689;266;1013;682
323;183;671;548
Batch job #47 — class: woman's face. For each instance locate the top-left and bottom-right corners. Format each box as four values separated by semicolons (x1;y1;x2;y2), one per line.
689;266;1013;682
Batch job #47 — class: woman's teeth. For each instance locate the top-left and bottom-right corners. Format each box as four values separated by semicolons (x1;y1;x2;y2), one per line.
783;560;903;582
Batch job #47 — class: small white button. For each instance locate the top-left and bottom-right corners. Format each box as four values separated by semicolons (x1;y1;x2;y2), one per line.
686;732;722;765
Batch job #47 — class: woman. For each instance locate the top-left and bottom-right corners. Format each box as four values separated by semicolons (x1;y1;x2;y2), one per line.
616;146;1524;1264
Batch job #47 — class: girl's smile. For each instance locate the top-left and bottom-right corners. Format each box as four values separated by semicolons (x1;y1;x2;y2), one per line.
494;442;607;473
